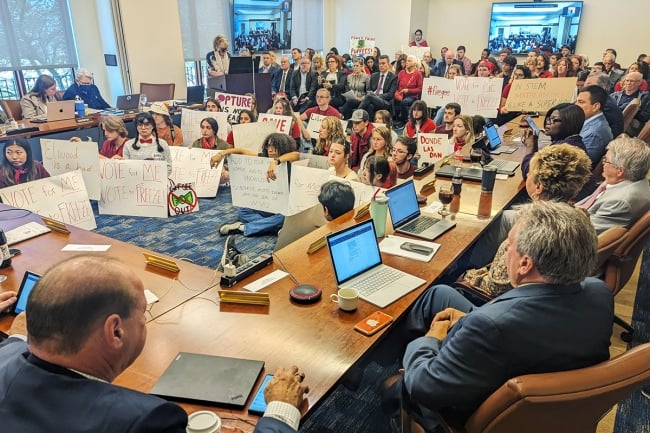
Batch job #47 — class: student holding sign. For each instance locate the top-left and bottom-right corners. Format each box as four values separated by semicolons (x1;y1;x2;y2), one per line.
123;112;172;176
404;100;436;138
214;133;299;237
99;117;129;159
226;110;256;146
0;138;50;188
272;98;303;142
312;116;346;156
192;118;229;150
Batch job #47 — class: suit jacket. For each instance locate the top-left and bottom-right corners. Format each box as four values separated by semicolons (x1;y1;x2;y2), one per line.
318;70;347;97
289;70;318;101
602;95;624;138
403;279;613;423
576;179;650;233
433;59;466;77
366;71;398;101
272;68;294;94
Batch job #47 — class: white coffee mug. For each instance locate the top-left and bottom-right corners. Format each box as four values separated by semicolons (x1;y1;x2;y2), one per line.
186;411;221;433
330;287;359;311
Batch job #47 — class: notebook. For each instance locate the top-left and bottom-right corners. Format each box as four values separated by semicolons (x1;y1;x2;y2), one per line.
486;123;517;154
384;179;456;241
31;101;75;123
13;271;41;314
326;220;426;308
150;352;264;407
116;94;141;112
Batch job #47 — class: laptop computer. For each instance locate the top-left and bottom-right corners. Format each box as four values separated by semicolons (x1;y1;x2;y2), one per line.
12;271;41;315
150;352;264;407
31;101;75;123
207;76;227;92
116;94;141;113
384;179;456;241
486;123;517;154
326;220;426;308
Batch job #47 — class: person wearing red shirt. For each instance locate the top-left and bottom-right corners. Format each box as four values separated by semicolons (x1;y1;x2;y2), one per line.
349;109;375;171
404;100;436;137
299;88;342;121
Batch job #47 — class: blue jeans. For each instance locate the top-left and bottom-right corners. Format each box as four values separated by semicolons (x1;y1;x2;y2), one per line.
236;207;284;237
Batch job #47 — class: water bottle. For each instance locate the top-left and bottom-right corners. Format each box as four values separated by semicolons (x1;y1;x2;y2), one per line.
450;167;462;215
74;95;85;118
0;229;12;269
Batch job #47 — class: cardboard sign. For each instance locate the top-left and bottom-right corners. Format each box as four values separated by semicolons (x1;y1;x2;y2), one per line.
213;92;255;123
328;177;379;208
258;113;293;135
180;108;230;145
306;113;325;138
228;154;290;215
421;77;456;107
168;182;199;215
98;160;168;218
417;133;454;165
504;77;577;113
401;45;429;60
232;122;277;152
349;36;375;57
0;170;96;230
287;165;332;215
169;147;222;198
40;139;101;200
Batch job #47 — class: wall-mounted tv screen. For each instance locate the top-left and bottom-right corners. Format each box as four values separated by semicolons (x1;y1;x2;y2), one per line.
233;0;292;54
488;2;583;55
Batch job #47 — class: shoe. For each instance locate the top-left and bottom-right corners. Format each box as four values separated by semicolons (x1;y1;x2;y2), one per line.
219;221;243;236
220;235;240;268
642;386;650;399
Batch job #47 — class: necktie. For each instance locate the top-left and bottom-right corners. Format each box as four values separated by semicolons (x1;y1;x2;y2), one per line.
140;138;153;144
375;74;385;95
280;71;287;92
579;183;607;209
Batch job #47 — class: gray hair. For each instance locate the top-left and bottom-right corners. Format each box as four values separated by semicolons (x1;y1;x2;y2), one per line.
514;201;597;284
608;136;650;181
75;68;93;80
586;72;609;90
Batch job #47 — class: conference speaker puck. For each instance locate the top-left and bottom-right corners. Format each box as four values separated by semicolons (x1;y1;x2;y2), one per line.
289;284;322;304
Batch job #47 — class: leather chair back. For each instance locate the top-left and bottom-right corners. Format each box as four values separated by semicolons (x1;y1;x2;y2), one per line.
636;120;650;144
621;99;640;132
594;226;627;274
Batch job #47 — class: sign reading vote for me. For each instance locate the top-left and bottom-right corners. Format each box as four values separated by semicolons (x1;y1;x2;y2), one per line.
99;160;168;218
169;147;222;198
40;139;101;200
417;133;454;165
0;170;96;230
228;154;289;215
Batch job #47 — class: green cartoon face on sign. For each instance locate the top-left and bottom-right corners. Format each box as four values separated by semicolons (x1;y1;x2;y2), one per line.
168;182;199;215
357;40;366;49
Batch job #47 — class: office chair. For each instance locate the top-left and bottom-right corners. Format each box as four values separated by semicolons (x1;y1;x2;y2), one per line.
0;99;23;121
139;82;176;102
602;209;650;342
431;343;650;433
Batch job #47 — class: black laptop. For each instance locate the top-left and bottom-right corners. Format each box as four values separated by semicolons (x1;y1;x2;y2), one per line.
116;94;140;113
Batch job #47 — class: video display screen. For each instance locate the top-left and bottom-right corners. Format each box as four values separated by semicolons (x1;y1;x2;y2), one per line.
488;2;583;54
233;0;292;53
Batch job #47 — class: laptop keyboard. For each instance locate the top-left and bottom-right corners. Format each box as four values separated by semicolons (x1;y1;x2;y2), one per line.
355;267;405;297
489;159;511;169
401;215;440;234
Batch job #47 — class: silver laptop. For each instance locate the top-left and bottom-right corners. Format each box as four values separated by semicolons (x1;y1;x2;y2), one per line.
327;220;425;308
486;123;517;154
384;179;456;241
116;94;141;112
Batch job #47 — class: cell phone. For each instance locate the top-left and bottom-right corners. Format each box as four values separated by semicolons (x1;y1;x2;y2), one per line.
400;242;434;256
354;311;393;336
525;115;540;136
12;271;41;315
9;248;20;258
248;374;274;415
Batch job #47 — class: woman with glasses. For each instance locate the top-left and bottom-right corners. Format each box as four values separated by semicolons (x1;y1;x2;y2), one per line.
62;68;110;110
20;75;58;119
123;112;172;176
319;54;347;108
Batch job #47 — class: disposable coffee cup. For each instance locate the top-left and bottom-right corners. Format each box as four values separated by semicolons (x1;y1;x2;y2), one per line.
370;193;389;237
330;287;359;311
187;411;221;433
481;165;497;192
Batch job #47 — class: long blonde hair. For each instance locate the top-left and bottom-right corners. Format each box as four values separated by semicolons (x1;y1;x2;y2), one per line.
313;116;345;155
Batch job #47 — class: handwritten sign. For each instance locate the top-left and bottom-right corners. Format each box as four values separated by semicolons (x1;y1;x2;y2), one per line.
213;92;254;123
306;113;325;138
326;177;379;208
258;113;292;135
40;139;101;200
169;147;222;197
299;153;330;170
417;133;454;165
422;76;502;117
180;108;230;145
0;170;96;230
504;77;577;113
421;77;455;107
287;165;332;215
401;45;429;60
349;36;375;56
168;182;199;215
232;122;277;152
228;154;290;215
98;160;168;218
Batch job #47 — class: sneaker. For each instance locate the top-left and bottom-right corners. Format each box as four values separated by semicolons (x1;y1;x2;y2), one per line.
219;221;243;236
220;235;241;268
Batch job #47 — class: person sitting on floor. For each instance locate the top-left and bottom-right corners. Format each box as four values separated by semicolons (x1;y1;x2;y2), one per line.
0;138;50;188
149;102;184;146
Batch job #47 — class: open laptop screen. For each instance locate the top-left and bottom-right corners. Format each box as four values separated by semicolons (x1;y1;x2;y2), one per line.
327;220;381;284
385;180;420;226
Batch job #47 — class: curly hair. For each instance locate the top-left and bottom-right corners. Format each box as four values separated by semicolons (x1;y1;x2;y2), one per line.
529;143;592;202
313;116;346;155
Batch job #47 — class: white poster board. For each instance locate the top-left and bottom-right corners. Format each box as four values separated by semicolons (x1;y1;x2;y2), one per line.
306;113;325;138
169;147;222;197
421;77;455;108
287;165;332;215
401;45;429;59
180;108;230;145
504;77;577;113
417;133;454;165
258;113;293;135
329;177;380;208
349;36;375;57
0;170;96;230
421;76;502;117
213;92;255;123
228;154;290;215
232;122;277;152
40;139;101;200
98;160;168;218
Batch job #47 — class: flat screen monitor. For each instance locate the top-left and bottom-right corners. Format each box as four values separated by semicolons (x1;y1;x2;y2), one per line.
233;0;292;54
487;2;584;55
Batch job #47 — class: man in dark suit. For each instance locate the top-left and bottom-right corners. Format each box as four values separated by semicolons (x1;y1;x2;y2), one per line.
0;255;308;433
290;57;318;113
358;54;398;120
272;55;293;98
433;50;466;77
386;202;613;431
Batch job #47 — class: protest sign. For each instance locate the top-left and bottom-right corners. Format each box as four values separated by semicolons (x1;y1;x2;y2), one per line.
417;133;454;165
258;113;293;135
40;139;101;200
180;108;230;145
169;147;222;197
228;154;290;215
504;77;577;112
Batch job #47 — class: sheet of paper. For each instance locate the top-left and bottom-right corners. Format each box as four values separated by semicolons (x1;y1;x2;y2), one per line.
144;289;159;305
244;270;289;292
379;235;440;262
61;244;111;252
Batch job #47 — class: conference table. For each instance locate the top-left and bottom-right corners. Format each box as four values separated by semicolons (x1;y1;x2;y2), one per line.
0;126;527;432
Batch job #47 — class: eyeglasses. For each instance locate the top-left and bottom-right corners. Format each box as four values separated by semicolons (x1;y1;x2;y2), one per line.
602;156;615;166
392;149;408;154
316;95;329;99
545;117;562;124
136;121;152;127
